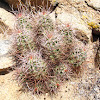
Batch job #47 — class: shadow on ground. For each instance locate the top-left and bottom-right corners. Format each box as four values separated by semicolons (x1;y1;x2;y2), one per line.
0;1;11;11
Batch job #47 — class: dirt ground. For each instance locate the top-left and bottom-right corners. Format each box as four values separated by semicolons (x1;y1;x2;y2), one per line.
0;66;99;100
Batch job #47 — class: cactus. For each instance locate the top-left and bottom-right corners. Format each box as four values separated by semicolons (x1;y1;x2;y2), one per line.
12;5;87;95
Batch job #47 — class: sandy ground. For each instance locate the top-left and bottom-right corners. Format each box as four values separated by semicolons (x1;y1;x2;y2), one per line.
0;67;99;100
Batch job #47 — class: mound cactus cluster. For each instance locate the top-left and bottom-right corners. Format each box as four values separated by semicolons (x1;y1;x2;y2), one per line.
12;7;87;95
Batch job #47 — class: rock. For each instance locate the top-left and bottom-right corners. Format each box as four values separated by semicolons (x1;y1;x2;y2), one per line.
0;21;8;34
0;8;16;31
0;40;11;56
0;56;13;72
53;1;91;39
85;0;100;11
74;29;89;45
0;7;16;70
0;34;14;71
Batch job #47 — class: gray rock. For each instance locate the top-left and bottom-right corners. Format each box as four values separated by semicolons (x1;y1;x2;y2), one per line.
0;40;11;56
0;35;14;71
